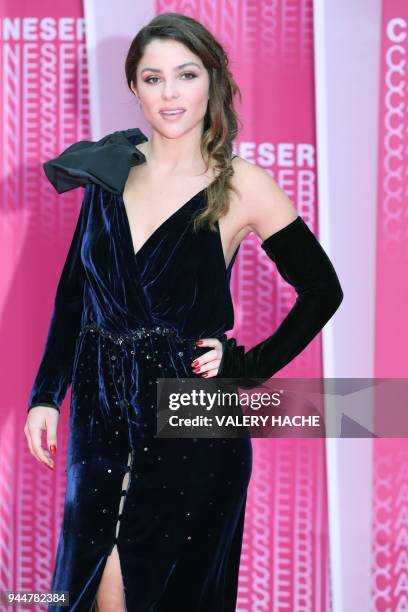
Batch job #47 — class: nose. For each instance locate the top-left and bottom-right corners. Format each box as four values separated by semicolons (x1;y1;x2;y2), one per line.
161;81;181;100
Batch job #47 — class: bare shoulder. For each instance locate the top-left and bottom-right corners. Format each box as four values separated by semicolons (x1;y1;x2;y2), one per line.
231;156;298;242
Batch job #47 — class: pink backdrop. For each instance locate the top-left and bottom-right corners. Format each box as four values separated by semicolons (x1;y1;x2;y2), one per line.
0;2;91;609
1;0;406;611
372;1;408;611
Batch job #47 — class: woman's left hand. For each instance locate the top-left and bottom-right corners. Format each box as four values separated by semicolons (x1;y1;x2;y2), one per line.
191;338;224;377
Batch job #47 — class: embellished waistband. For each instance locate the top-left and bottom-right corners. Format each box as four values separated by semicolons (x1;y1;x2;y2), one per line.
79;323;229;348
79;322;182;345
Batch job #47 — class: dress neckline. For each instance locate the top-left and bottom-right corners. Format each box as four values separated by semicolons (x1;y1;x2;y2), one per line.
120;187;207;260
121;129;240;270
122;130;214;258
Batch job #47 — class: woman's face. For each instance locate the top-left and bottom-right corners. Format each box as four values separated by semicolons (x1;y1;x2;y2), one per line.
131;38;210;138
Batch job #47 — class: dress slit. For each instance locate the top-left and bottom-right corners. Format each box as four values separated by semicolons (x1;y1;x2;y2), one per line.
90;448;134;611
113;450;133;548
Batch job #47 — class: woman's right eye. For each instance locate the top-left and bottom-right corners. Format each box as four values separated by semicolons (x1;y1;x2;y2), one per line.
145;76;159;84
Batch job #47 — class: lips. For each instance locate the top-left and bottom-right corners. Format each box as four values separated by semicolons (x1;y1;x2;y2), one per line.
159;109;186;121
159;109;185;115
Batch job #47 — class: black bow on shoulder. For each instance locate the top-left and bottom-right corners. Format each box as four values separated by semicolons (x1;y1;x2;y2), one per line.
42;128;149;195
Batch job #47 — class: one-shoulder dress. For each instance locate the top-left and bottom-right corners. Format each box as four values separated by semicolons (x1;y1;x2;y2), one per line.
28;128;252;611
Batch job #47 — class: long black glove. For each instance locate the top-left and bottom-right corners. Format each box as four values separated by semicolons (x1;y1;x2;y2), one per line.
216;215;343;387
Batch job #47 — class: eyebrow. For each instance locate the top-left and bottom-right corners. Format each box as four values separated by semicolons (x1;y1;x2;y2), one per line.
141;62;202;74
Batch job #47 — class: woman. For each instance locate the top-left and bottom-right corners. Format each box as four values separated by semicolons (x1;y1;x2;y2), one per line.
24;12;343;612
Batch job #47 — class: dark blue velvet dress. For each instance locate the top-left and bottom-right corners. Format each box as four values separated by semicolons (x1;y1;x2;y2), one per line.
28;128;252;611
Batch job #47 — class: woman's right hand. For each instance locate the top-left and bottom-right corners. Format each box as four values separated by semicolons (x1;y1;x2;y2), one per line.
24;406;59;470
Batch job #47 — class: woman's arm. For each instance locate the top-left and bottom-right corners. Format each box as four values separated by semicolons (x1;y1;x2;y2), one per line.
27;184;92;412
27;128;146;411
217;162;343;387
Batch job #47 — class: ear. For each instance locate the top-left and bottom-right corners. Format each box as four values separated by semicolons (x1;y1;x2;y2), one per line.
130;79;138;98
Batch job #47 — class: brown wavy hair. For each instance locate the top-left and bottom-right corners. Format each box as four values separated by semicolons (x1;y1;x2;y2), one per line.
124;12;243;234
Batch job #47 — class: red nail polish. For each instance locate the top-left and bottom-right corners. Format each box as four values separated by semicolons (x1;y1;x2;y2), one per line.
49;445;57;455
195;340;203;345
201;372;208;377
191;360;199;367
193;367;200;372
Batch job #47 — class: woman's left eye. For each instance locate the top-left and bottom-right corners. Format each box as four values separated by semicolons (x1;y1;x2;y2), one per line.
181;72;196;80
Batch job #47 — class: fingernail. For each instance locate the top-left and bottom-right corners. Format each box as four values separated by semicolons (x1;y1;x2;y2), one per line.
201;372;208;377
191;360;199;367
193;366;200;372
49;445;57;455
195;340;203;345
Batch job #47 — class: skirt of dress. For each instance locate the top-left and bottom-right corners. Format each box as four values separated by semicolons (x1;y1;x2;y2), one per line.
49;323;253;612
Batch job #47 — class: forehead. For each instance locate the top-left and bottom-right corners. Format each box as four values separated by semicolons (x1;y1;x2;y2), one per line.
138;39;204;71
